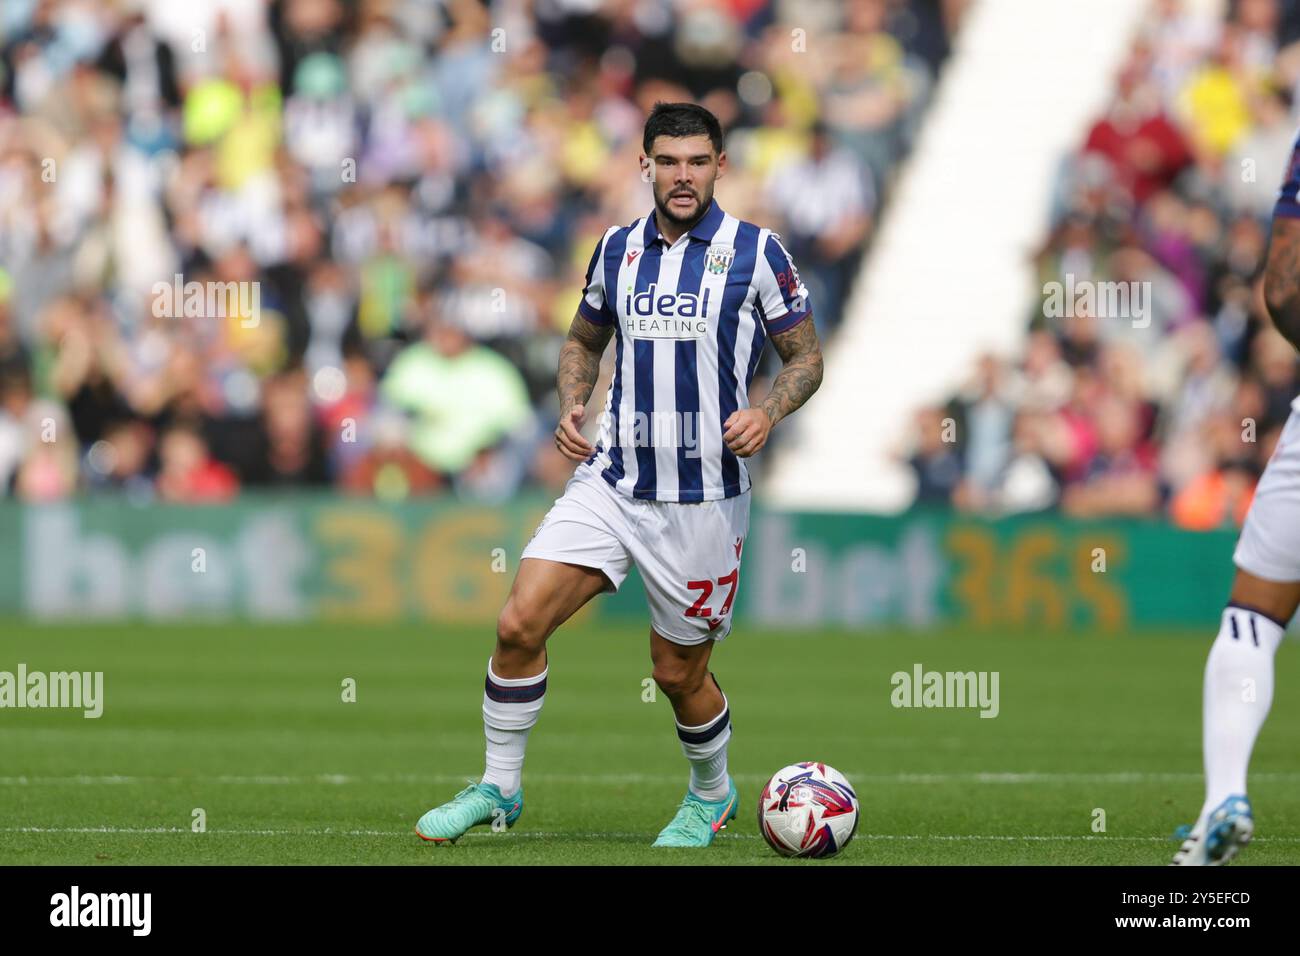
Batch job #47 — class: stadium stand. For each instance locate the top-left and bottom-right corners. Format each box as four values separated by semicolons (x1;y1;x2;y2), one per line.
0;0;961;503
898;0;1300;526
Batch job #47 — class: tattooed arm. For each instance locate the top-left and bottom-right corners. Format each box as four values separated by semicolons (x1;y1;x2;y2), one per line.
760;316;824;427
723;316;824;458
554;312;614;461
1263;217;1300;352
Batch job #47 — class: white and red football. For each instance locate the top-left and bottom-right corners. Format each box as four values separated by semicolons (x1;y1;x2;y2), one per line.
757;762;859;858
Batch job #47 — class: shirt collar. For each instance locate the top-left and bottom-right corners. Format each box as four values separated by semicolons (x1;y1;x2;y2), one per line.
643;197;726;247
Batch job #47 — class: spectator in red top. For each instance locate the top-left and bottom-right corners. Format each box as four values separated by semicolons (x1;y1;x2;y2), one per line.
1062;394;1161;517
1084;65;1192;206
156;421;239;502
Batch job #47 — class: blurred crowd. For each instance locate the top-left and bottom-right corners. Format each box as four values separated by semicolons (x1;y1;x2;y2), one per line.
0;0;963;503
910;0;1300;529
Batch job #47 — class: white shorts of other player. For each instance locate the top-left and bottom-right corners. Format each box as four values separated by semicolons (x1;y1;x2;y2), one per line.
521;464;751;646
1235;404;1300;583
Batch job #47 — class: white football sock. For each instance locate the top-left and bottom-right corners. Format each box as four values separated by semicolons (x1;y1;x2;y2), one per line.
1200;604;1285;820
677;689;732;802
480;655;546;798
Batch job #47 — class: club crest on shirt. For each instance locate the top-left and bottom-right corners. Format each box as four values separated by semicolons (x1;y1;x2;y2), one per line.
705;244;734;275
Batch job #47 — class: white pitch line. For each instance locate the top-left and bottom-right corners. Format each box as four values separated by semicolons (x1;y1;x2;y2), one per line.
4;771;1300;786
2;826;405;837
4;827;1300;844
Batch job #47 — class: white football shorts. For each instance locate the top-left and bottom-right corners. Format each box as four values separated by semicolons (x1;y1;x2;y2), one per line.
521;464;751;645
1234;404;1300;583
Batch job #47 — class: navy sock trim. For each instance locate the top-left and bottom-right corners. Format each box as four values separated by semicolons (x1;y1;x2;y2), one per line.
485;672;547;703
677;707;730;744
1225;602;1290;631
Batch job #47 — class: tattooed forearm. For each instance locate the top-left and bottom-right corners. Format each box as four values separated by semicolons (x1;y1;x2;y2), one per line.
760;316;823;427
558;312;614;411
1263;218;1300;352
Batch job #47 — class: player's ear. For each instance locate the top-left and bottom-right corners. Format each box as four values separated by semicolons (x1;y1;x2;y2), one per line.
716;150;727;179
639;153;654;184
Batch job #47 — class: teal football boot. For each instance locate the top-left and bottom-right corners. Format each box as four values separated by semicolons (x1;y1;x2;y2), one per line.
415;782;523;844
652;777;738;847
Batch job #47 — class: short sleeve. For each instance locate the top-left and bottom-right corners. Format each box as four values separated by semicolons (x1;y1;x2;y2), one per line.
754;231;813;335
1276;130;1300;220
578;230;616;325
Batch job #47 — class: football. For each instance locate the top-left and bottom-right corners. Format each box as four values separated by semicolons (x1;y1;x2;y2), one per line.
757;762;860;858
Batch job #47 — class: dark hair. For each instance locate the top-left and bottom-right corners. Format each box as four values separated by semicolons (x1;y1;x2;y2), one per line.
642;102;723;156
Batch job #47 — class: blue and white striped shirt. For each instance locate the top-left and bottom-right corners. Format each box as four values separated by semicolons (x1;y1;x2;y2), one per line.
577;199;813;502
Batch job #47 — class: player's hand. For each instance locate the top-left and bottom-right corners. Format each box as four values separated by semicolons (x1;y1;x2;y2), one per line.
555;403;594;461
722;408;772;458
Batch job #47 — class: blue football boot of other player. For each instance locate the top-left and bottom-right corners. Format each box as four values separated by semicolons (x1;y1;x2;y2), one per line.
1170;794;1253;865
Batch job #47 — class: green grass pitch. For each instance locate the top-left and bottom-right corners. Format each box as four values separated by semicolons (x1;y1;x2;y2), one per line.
1;620;1298;865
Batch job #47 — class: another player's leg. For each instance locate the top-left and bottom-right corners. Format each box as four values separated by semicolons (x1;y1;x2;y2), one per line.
648;630;739;847
416;557;612;843
1171;570;1300;865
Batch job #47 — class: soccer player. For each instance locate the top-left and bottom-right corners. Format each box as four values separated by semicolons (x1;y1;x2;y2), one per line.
1170;141;1300;865
415;102;823;847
